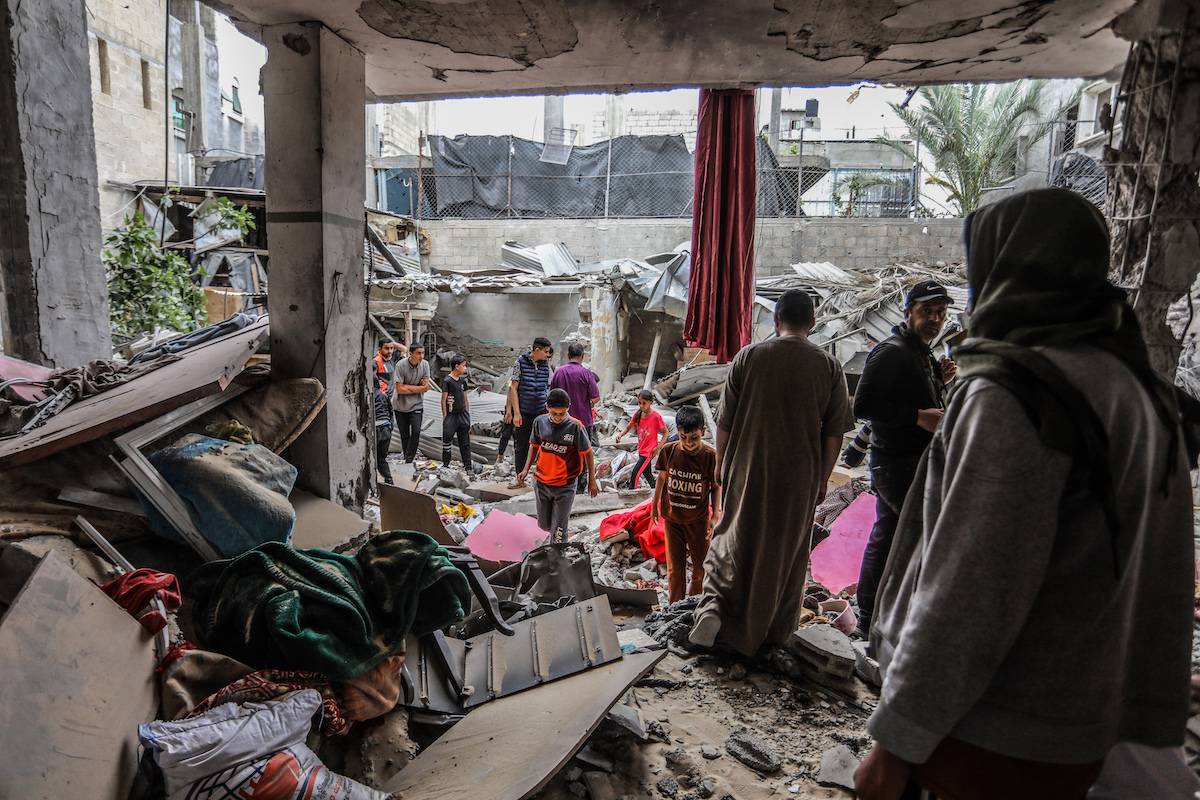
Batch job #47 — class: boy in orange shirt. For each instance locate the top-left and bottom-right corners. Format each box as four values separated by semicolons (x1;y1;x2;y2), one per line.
517;389;599;541
652;407;720;602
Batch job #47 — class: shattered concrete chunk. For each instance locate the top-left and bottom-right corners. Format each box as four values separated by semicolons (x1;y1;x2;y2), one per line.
701;745;721;760
725;729;782;774
852;641;881;688
657;776;680;798
788;624;856;681
817;745;860;791
606;702;648;740
697;777;717;798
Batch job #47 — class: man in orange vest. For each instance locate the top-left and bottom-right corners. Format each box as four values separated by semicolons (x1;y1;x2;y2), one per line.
373;341;399;395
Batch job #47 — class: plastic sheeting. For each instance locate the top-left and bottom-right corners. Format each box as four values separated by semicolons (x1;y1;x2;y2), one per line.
809;491;877;594
426;134;795;219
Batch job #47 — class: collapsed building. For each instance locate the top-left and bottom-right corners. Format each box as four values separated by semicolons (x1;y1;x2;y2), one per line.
1;0;1199;798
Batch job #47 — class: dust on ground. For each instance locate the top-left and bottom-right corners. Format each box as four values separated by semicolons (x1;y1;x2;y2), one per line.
535;620;873;800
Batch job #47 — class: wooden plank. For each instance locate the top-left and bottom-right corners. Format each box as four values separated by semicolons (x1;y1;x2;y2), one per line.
384;651;664;800
290;489;371;549
379;482;454;544
0;552;158;800
0;319;267;469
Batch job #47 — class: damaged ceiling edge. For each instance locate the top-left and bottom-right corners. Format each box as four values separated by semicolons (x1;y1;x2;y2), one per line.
206;0;1139;101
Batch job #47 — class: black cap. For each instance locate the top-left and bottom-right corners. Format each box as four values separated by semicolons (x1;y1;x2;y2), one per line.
905;280;954;308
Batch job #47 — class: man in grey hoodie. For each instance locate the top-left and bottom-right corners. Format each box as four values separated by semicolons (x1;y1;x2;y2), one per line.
854;188;1195;800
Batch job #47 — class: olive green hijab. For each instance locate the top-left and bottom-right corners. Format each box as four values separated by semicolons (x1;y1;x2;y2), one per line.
954;188;1188;559
963;186;1152;373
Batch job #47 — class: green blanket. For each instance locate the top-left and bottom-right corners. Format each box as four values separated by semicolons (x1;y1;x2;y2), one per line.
188;530;470;681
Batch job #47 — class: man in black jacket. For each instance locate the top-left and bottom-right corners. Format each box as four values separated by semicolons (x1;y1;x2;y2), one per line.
853;280;956;636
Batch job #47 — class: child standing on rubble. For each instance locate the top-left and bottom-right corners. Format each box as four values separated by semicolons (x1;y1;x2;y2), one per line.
652;406;720;602
441;356;478;474
616;390;668;489
518;388;599;541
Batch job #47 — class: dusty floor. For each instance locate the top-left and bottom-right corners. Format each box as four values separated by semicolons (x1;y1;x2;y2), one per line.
534;628;875;800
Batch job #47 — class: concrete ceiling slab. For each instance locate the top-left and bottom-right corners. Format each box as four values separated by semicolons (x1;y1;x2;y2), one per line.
208;0;1139;100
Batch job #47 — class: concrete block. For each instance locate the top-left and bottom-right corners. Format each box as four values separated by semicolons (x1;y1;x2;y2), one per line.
817;745;860;791
852;640;881;687
788;623;856;679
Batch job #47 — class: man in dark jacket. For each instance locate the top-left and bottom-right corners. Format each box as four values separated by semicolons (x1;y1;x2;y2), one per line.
852;280;956;636
508;336;553;483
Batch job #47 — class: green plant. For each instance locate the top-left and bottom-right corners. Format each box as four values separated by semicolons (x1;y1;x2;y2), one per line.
832;172;913;217
210;196;256;238
881;81;1077;215
105;213;207;340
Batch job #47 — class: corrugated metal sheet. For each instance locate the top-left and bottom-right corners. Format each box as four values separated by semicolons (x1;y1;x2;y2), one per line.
534;242;579;279
791;261;858;285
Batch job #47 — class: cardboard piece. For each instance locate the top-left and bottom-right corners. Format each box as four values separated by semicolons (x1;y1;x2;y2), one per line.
0;552;159;800
379;482;455;545
384;650;665;800
809;491;878;594
289;489;371;549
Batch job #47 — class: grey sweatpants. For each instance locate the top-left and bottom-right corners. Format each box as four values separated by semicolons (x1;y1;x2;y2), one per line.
535;481;577;540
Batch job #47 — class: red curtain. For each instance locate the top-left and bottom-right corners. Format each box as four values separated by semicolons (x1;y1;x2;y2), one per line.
684;88;757;364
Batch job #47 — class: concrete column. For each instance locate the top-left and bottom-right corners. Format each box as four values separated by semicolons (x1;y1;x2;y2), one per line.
263;22;369;509
0;0;111;366
1109;0;1200;377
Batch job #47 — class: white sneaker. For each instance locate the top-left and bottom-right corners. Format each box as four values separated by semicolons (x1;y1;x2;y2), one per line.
688;612;721;648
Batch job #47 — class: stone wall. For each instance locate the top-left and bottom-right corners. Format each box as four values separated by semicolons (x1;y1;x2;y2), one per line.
420;217;966;274
0;0;111;363
88;0;170;229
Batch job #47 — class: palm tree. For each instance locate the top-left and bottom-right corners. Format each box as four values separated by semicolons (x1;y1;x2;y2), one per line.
832;172;914;217
883;81;1075;215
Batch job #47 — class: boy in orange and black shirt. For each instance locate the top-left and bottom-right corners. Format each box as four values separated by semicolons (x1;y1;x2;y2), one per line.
517;388;599;541
652;406;720;602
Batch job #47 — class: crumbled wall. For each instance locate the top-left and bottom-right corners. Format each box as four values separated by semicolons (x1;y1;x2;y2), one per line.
0;0;111;364
420;217;965;274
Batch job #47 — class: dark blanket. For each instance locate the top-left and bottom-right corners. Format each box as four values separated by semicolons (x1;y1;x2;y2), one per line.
188;531;470;681
147;433;297;558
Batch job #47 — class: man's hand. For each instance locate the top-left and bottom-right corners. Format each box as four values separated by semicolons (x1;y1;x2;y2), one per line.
513;412;523;428
588;478;600;498
516;469;529;485
854;745;912;800
916;408;944;433
939;356;958;384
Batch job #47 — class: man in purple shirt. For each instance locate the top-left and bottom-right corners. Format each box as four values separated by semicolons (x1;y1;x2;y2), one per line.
550;343;601;490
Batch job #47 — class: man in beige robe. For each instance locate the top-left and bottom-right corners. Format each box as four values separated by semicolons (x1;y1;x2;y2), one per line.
690;289;855;656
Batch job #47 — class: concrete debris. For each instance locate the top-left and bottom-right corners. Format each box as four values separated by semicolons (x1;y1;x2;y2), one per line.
788;623;856;681
700;745;721;760
816;745;860;791
725;729;782;774
584;771;619;800
852;640;882;688
576;744;615;773
606;702;649;740
656;776;680;798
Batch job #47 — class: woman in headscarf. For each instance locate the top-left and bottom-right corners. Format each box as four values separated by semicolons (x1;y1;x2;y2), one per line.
854;188;1195;800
